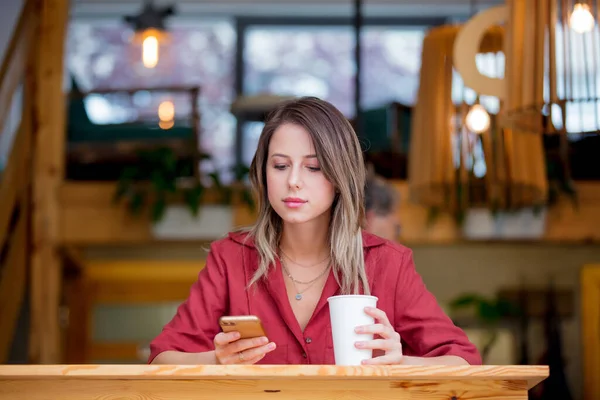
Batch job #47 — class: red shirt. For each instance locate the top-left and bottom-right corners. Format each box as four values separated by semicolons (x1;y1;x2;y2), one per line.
149;231;481;365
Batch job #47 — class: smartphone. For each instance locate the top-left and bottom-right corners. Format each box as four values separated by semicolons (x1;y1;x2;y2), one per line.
219;315;266;339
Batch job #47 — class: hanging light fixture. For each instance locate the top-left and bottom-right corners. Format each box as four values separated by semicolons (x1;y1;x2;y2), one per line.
124;1;176;69
465;103;491;134
409;23;514;215
409;5;550;218
498;0;600;137
570;3;595;33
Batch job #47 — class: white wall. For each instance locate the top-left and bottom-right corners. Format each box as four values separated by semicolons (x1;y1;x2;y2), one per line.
0;0;25;63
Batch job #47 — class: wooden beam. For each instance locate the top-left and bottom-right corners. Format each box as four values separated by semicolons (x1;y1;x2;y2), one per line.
85;260;204;304
29;0;69;364
582;265;600;400
0;210;28;363
0;0;34;127
88;342;145;362
0;113;28;251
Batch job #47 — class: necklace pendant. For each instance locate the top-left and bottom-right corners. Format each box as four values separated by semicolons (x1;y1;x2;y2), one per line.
295;294;303;301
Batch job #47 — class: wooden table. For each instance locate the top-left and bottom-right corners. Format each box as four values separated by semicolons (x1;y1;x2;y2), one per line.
0;364;548;399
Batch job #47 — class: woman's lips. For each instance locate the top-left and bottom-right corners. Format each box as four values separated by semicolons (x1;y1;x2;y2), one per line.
283;197;307;208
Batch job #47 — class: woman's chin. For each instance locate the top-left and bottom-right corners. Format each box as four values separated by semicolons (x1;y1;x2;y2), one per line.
281;216;311;224
277;210;313;225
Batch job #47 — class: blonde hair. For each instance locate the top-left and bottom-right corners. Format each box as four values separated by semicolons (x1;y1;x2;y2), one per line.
247;97;369;295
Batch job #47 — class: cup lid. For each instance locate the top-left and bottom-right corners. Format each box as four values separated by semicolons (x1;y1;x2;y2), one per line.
327;294;378;302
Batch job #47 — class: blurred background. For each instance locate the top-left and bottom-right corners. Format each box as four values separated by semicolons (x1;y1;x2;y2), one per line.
1;0;600;399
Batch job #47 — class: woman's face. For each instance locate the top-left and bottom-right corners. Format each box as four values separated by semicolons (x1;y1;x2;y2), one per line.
266;123;336;227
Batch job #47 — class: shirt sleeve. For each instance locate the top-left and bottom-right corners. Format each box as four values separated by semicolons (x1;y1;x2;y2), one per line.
393;249;482;365
148;241;228;363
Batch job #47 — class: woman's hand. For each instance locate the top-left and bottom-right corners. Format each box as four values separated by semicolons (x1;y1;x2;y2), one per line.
354;306;403;365
213;332;277;365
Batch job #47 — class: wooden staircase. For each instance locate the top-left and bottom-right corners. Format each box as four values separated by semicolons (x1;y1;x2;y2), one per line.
0;0;69;364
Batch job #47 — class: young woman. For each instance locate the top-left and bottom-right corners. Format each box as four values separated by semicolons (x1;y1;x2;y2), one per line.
149;97;481;366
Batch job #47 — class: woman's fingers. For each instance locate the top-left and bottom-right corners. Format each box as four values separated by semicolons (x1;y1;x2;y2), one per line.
214;331;240;346
214;333;277;365
361;353;403;365
222;342;277;365
355;338;401;351
364;307;392;327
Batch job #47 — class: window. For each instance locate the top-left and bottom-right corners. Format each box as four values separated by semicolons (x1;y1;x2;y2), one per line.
240;22;427;165
243;25;355;116
66;19;237;177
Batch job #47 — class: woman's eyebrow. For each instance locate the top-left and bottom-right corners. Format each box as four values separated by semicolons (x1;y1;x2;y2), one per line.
270;153;317;158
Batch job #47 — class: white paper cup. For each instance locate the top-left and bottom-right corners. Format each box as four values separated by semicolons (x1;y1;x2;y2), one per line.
327;294;378;365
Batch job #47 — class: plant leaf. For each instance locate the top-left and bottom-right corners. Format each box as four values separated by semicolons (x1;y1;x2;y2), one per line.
449;294;484;309
128;190;145;216
184;184;204;216
477;301;501;324
209;172;222;189
151;195;167;223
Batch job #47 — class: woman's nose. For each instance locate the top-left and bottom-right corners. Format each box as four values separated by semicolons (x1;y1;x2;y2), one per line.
287;166;302;190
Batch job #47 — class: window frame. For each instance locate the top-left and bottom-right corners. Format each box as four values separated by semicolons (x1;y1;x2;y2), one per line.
231;15;448;168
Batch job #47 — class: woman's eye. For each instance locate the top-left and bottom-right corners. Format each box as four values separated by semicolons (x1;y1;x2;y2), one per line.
307;166;321;172
273;164;287;170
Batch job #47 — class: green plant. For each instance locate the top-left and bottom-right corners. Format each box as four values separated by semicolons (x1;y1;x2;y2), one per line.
448;293;521;363
114;147;255;223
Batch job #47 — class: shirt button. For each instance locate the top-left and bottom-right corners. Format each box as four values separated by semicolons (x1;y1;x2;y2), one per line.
305;337;312;344
302;352;307;358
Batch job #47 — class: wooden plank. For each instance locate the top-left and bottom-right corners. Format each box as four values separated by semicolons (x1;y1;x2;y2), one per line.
0;378;530;400
88;342;144;361
62;273;91;364
61;204;155;244
0;211;28;362
29;0;69;364
0;364;548;389
543;181;600;242
88;261;201;303
59;182;254;244
0;0;35;365
0;0;34;127
84;260;204;282
581;264;600;400
90;281;197;304
0;119;27;250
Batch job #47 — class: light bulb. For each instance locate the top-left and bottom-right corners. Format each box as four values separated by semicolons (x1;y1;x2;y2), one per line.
158;100;175;121
159;120;174;130
570;3;595;33
142;34;159;68
465;104;490;133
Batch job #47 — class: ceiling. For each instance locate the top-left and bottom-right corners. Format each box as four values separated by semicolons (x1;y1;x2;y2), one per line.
71;0;503;20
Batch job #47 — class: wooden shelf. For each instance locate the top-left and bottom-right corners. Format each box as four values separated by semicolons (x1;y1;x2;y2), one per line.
58;181;600;247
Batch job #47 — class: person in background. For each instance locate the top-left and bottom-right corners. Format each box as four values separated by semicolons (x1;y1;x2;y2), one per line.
364;171;401;241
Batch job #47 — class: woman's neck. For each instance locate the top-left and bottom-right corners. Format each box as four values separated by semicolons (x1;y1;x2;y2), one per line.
279;219;330;265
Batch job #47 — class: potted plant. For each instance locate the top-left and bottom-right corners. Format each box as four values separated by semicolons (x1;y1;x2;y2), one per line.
113;146;255;226
448;293;521;363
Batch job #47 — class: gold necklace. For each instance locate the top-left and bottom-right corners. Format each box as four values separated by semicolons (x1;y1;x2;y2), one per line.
279;248;330;269
280;257;330;301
